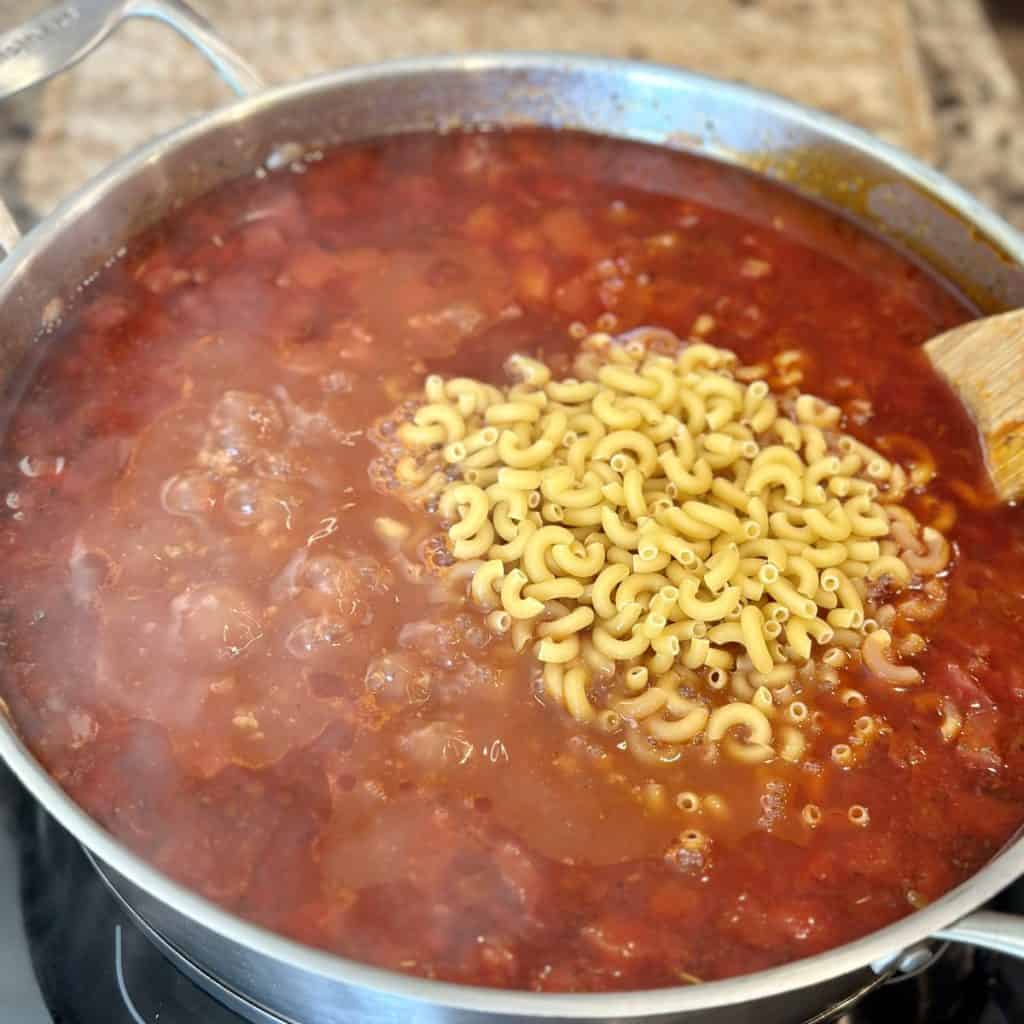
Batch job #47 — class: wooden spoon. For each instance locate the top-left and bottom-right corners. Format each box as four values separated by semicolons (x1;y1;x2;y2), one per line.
924;309;1024;503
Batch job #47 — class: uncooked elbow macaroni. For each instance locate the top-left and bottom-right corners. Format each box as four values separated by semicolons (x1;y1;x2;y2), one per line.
379;328;950;774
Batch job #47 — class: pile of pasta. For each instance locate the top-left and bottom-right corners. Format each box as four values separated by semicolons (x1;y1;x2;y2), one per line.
382;328;950;771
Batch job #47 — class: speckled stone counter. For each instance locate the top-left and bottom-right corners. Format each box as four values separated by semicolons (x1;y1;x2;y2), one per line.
1;0;1022;229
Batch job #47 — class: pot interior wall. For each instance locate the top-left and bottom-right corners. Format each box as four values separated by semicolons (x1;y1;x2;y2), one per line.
2;57;1023;402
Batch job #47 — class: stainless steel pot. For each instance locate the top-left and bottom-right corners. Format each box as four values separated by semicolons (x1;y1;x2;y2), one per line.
2;3;1024;1022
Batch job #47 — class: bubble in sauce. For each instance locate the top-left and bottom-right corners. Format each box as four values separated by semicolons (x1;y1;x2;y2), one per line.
298;554;348;596
170;584;264;667
365;653;432;705
288;553;388;622
18;454;65;478
398;721;474;767
222;477;302;530
320;370;353;394
285;615;352;662
67;708;99;749
161;470;218;516
208;390;284;449
69;542;117;607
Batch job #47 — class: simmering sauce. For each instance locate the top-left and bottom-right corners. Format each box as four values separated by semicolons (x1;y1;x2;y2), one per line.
2;131;1023;990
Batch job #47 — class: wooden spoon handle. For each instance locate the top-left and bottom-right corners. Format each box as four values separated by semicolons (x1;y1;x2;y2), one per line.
924;309;1024;503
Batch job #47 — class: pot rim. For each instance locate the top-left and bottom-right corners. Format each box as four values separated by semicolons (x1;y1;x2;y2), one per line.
2;51;1023;1017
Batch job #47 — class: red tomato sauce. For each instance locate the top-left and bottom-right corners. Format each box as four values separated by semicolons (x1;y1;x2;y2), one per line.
1;130;1023;991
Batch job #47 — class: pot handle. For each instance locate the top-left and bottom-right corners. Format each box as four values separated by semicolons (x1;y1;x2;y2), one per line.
934;909;1024;959
0;0;264;255
0;0;263;103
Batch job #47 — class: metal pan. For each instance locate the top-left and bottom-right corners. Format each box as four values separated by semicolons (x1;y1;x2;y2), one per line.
1;3;1024;1021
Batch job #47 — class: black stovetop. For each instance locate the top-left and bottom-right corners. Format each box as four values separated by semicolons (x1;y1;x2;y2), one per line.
2;763;1024;1024
1;764;249;1024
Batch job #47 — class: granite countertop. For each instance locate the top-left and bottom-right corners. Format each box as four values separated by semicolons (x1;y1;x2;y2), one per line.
0;0;1022;231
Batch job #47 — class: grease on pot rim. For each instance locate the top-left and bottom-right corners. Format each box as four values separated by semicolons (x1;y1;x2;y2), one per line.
1;128;1022;992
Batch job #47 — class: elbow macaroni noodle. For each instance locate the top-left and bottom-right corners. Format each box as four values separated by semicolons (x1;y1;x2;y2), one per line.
378;329;950;778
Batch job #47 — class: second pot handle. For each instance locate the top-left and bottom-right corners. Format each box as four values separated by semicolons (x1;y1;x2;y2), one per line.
0;0;264;257
0;0;264;105
935;909;1024;959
